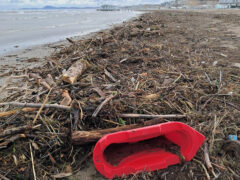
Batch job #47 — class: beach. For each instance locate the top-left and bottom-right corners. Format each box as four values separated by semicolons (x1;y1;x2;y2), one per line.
0;9;142;54
0;8;240;180
0;9;142;89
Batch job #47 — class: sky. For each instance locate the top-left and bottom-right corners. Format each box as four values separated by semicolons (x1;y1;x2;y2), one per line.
0;0;167;9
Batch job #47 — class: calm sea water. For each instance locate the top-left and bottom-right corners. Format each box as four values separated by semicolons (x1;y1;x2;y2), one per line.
0;9;142;54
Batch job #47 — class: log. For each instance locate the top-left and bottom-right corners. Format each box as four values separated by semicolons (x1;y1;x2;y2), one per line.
62;60;88;84
72;118;164;145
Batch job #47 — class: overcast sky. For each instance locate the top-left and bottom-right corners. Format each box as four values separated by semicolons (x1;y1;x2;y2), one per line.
0;0;167;9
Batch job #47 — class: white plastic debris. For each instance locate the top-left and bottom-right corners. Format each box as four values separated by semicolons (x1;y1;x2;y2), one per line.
213;61;218;66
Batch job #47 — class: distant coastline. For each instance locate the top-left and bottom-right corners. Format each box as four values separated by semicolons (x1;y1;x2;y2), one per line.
21;5;98;10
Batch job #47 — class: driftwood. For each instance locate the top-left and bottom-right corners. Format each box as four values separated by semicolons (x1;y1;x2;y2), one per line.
92;94;115;117
45;74;57;87
104;69;117;82
119;114;186;119
0;102;71;110
72;118;164;145
62;60;88;84
0;125;41;138
66;37;75;44
0;134;27;149
0;75;28;94
0;107;37;118
204;142;217;178
60;90;72;106
29;73;51;90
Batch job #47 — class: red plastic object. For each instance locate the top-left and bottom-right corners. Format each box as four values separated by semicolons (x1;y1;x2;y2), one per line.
93;122;205;179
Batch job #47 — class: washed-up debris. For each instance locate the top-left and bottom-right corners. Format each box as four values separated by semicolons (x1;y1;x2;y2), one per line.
232;63;240;68
223;140;240;160
93;122;205;179
228;135;238;141
0;10;240;179
62;59;89;84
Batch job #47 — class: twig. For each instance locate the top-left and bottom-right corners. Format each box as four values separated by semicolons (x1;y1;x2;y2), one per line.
119;114;186;119
29;73;51;90
0;134;26;149
66;38;75;44
33;89;52;124
52;173;72;179
216;99;240;112
193;158;210;180
210;115;217;153
204;142;217;178
228;167;240;179
92;94;115;117
0;102;71;110
29;144;37;180
0;76;24;93
0;173;10;180
104;69;117;82
0;125;40;138
120;58;128;63
93;87;106;98
204;72;212;85
0;108;37;118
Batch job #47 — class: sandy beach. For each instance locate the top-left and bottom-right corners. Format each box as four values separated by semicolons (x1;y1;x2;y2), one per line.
0;10;142;95
0;8;240;180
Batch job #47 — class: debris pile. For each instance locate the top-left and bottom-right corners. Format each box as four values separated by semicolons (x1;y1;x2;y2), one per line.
0;11;240;179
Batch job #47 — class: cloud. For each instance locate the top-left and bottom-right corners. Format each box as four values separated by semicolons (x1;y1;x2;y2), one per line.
1;0;167;8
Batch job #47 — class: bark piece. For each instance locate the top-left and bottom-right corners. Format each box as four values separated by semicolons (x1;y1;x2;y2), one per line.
60;90;72;106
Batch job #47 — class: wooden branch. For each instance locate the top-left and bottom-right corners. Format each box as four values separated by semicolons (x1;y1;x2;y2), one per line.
119;114;186;119
204;142;213;170
0;173;10;180
29;144;37;180
46;74;57;87
204;142;217;178
0;125;41;138
104;69;117;82
62;60;88;84
0;75;27;93
0;108;37;118
0;134;26;149
93;87;106;98
0;102;71;110
92;94;115;117
29;73;51;90
66;38;75;44
72;118;164;145
33;89;52;124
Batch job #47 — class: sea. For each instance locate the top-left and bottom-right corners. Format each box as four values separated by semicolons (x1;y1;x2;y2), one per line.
0;9;142;54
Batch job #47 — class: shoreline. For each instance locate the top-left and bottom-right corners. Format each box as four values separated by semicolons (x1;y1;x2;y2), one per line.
0;9;143;55
0;12;144;88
